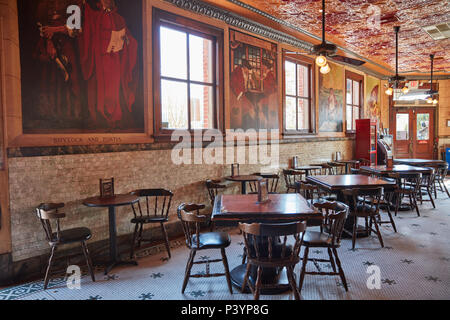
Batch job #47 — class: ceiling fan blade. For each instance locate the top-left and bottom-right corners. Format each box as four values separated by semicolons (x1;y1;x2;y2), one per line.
330;55;366;66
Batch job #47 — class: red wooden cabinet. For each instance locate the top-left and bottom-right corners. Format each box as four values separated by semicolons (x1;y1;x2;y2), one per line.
355;119;378;165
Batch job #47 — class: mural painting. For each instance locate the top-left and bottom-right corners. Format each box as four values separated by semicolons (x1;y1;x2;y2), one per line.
18;0;144;134
229;30;278;130
318;62;344;132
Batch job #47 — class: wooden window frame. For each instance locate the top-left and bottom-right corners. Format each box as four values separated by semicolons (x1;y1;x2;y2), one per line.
282;52;316;136
345;70;364;133
153;9;224;140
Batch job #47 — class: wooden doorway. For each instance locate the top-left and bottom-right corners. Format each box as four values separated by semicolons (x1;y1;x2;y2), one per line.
392;107;436;159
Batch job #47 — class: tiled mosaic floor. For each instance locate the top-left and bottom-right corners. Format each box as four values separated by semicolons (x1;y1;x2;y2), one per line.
2;184;450;300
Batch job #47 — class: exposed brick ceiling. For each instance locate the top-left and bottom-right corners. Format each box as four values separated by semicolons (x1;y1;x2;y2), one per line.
235;0;450;74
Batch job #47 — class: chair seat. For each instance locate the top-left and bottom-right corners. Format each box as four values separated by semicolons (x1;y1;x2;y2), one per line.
303;231;333;247
131;216;168;224
51;227;91;244
351;204;377;217
191;232;231;249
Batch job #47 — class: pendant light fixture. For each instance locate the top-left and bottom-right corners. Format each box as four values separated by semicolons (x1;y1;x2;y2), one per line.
426;54;438;105
385;26;406;96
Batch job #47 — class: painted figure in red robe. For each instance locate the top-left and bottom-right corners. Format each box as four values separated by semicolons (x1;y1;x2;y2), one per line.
80;0;138;126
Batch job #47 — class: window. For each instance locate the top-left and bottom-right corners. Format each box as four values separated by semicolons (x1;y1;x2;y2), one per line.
153;9;223;136
283;54;314;134
345;71;363;132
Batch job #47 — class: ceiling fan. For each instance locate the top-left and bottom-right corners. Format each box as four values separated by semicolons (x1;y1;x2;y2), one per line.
385;26;407;96
311;0;366;73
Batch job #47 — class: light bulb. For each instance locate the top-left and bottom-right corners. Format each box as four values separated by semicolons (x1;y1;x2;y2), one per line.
402;86;409;94
427;97;433;104
385;87;393;96
320;63;330;74
316;55;327;68
433;99;438;105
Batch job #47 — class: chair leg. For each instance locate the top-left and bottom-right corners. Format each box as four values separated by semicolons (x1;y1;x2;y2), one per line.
333;248;348;292
254;266;263;300
137;224;144;248
395;194;400;217
81;241;95;282
443;181;450;198
371;216;384;248
352;216;358;250
287;266;300;300
386;209;397;233
44;246;57;290
160;222;171;259
298;246;309;293
327;247;337;273
242;262;252;294
182;249;196;294
241;247;247;265
220;248;233;294
427;188;436;208
130;223;139;259
412;193;420;217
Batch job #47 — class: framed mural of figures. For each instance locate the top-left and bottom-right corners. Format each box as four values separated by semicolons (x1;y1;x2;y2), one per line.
366;76;381;122
229;30;278;130
318;62;344;132
17;0;144;135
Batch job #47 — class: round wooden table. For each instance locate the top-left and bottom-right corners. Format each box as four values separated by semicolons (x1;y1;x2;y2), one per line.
225;175;262;194
83;194;139;274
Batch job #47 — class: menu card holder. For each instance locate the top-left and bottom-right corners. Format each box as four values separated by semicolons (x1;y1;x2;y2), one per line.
231;163;240;177
292;156;298;169
257;179;270;204
335;152;342;161
100;178;115;198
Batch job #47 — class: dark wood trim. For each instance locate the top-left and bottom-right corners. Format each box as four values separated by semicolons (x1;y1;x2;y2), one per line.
152;8;224;140
282;51;316;136
345;70;364;133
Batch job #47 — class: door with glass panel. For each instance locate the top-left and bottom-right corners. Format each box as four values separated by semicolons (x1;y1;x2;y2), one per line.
393;108;435;159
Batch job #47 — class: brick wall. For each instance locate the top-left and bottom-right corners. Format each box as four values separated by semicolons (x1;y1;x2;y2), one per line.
8;138;353;262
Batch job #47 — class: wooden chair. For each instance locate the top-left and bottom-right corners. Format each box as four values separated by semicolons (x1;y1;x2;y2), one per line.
206;179;228;206
432;163;449;198
239;221;307;300
248;173;280;194
129;189;173;259
342;188;385;249
358;158;371;167
388;172;421;217
298;201;349;293
36;203;95;289
328;162;346;175
177;203;233;294
283;169;305;193
418;168;436;208
310;163;333;175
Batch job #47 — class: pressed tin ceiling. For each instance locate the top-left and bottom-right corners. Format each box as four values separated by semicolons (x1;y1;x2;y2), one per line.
230;0;450;74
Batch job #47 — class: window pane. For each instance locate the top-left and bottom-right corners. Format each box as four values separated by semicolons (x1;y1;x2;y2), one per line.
189;34;213;83
346;105;353;131
298;98;309;130
285;97;297;130
346;79;352;104
161;80;188;129
190;84;214;129
353;106;359;131
353;81;360;106
297;64;309;97
396;113;409;140
160;27;187;80
417;113;430;141
285;61;296;96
